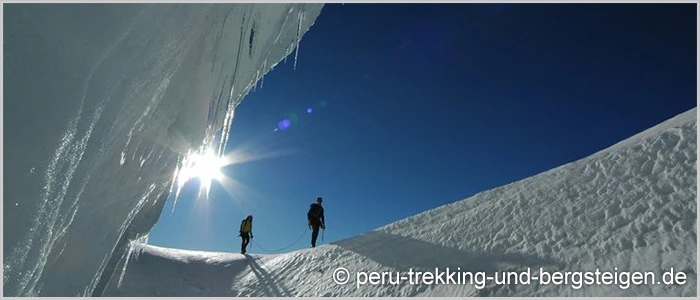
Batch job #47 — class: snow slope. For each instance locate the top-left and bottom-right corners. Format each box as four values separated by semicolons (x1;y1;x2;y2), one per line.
3;4;323;296
106;108;697;297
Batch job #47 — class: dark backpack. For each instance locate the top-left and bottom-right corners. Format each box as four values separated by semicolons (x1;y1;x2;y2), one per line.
307;203;322;220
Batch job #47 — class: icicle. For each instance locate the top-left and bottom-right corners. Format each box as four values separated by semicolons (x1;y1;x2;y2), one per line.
167;162;179;199
293;11;304;71
253;70;260;92
117;234;148;289
171;155;188;214
257;70;261;92
171;183;182;215
219;100;236;157
217;84;236;157
116;246;133;289
132;235;148;261
261;59;267;89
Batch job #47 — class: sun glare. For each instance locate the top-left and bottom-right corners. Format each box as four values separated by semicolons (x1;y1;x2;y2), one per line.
176;149;227;198
170;142;295;213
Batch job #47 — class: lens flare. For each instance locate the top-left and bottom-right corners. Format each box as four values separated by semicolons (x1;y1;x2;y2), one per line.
278;119;291;130
288;112;299;123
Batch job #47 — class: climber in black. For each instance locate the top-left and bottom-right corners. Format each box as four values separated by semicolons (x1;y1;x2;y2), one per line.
307;197;325;248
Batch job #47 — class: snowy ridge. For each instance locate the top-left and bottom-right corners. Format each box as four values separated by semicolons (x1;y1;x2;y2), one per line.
107;108;697;296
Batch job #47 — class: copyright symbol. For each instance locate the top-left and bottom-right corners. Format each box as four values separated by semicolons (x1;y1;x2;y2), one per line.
333;267;350;285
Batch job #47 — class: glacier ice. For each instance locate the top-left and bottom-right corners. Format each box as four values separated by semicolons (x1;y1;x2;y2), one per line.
3;3;323;296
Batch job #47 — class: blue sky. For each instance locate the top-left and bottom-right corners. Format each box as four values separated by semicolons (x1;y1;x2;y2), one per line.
148;3;696;253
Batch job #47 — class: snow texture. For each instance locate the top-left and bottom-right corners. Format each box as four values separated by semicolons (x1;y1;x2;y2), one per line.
3;4;323;296
105;109;697;297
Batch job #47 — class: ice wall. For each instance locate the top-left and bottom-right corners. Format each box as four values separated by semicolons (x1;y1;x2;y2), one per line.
3;3;323;296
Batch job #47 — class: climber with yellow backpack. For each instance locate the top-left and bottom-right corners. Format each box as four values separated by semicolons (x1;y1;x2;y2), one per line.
239;215;253;254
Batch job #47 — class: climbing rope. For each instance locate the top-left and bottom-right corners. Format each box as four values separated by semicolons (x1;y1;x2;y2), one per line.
251;227;309;254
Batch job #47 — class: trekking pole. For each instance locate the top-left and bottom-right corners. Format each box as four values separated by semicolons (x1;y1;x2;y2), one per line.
322;228;325;242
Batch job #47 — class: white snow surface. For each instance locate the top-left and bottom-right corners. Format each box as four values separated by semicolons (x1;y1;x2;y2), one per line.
105;108;697;297
4;4;323;296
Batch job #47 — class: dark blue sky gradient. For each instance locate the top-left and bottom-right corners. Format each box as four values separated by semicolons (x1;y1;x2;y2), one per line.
149;4;696;253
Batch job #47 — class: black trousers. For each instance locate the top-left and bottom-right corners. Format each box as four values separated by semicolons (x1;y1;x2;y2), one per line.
240;233;250;253
310;222;321;247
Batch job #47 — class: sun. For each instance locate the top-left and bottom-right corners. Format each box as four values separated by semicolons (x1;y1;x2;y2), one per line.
170;141;294;211
176;148;227;198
